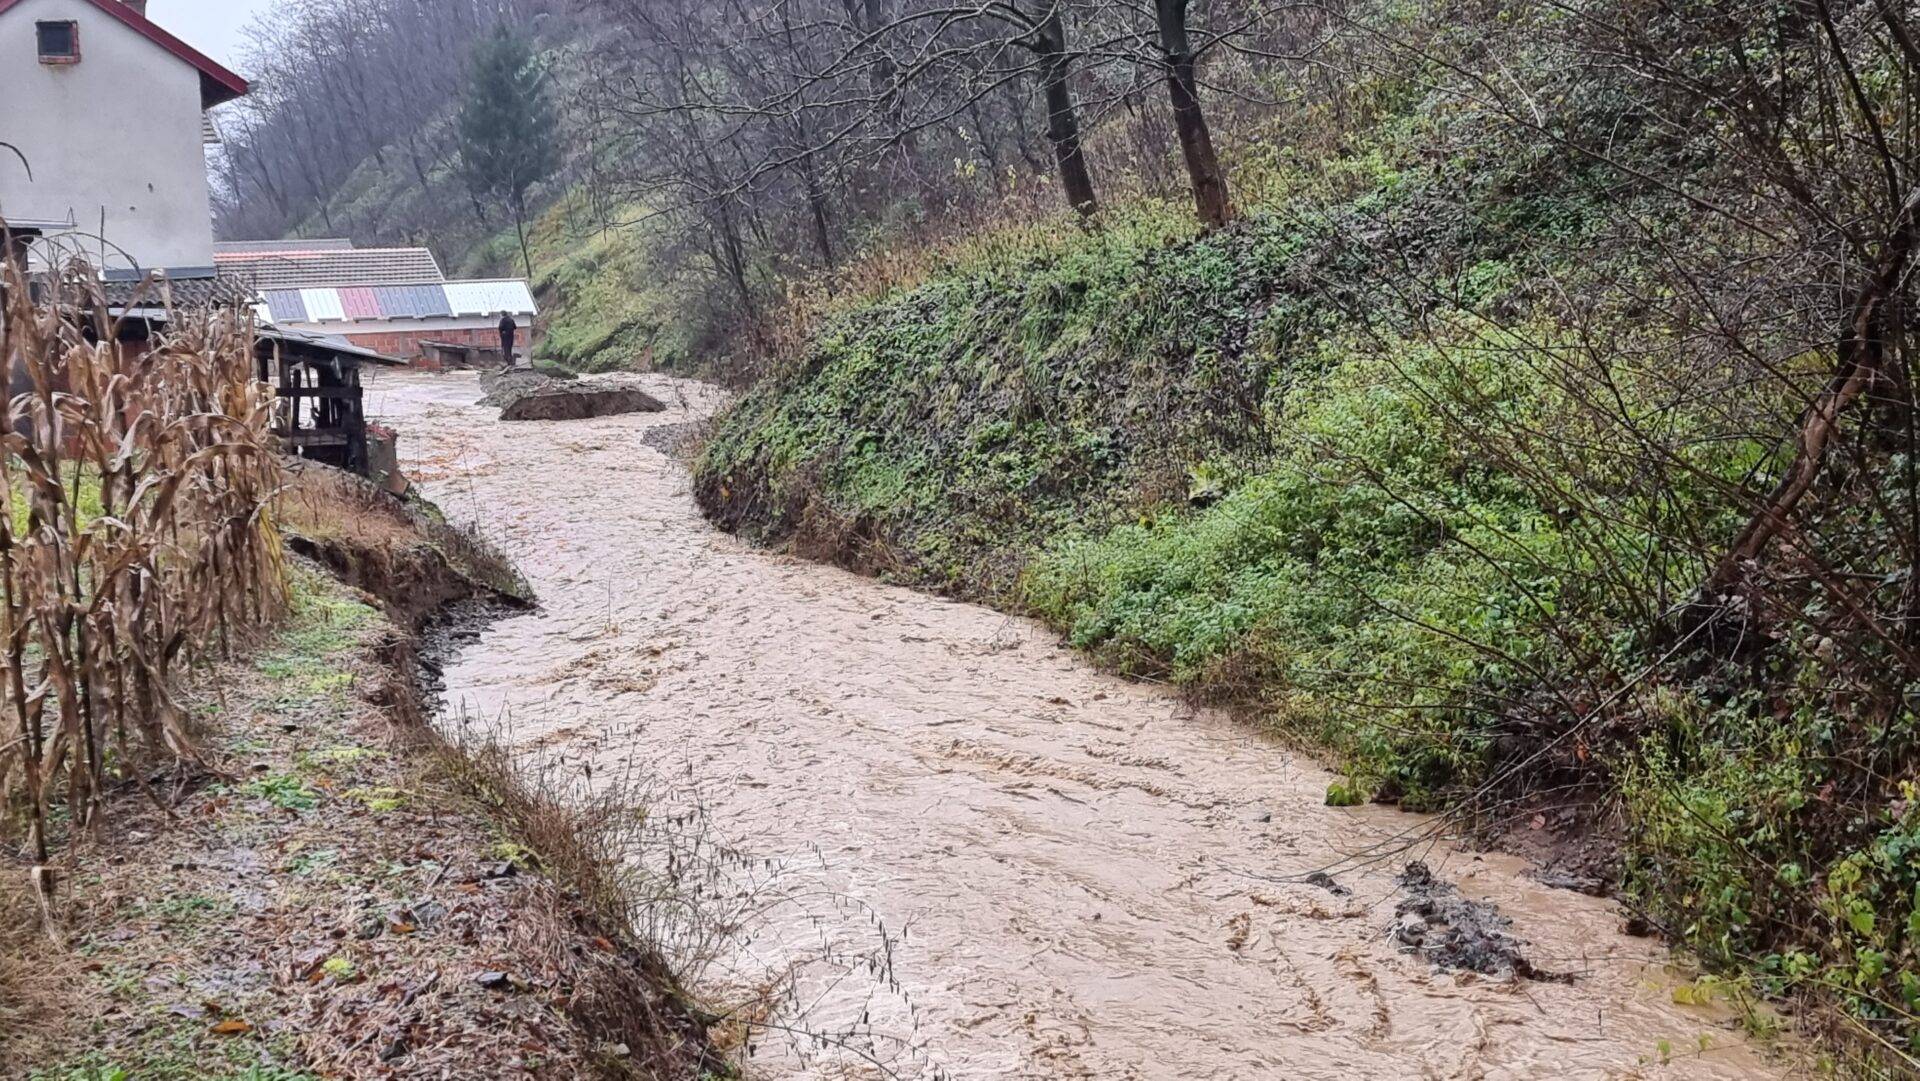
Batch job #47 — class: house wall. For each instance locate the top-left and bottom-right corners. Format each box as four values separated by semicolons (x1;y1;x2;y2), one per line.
274;319;525;364
0;0;216;274
344;326;504;361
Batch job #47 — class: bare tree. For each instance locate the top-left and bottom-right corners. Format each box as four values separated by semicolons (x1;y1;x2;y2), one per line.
1154;0;1232;224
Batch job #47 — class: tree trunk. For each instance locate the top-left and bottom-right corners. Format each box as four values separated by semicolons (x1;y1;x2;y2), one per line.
714;198;759;329
512;195;534;279
1035;12;1099;217
802;151;836;269
1156;0;1233;227
1707;184;1920;595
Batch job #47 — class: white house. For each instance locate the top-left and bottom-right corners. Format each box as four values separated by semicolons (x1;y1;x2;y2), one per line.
0;0;247;279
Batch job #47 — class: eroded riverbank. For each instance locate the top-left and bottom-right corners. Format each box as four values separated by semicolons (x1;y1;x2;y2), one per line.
370;368;1795;1080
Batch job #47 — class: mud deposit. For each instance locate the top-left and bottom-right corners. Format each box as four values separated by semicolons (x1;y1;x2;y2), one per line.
369;369;1794;1080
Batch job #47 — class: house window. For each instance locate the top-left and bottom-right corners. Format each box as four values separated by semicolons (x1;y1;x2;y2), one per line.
36;21;79;64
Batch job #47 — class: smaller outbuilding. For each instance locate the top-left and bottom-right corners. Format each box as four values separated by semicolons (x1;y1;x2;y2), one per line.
215;240;538;363
255;326;406;478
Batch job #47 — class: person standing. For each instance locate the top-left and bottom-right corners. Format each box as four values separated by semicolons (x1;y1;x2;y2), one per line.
498;313;519;366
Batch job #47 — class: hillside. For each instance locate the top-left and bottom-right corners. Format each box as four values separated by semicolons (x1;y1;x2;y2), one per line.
691;3;1920;1070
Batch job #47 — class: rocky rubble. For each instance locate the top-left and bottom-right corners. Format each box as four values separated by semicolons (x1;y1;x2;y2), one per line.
1390;862;1570;983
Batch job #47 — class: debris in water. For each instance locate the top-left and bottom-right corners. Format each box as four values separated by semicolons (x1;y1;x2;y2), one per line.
1306;871;1350;897
1390;862;1569;982
641;421;701;458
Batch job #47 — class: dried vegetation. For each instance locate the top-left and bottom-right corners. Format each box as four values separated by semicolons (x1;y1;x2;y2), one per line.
0;253;285;901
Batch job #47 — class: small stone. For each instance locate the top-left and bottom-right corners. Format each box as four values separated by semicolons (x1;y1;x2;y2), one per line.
378;1036;409;1062
475;971;512;991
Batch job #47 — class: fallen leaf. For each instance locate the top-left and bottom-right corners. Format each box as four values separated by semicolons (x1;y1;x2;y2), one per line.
210;1019;252;1036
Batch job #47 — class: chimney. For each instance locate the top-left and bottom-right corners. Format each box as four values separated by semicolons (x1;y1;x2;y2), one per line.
122;0;147;15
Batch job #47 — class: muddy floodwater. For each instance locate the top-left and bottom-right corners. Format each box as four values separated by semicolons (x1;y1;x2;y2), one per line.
370;369;1793;1080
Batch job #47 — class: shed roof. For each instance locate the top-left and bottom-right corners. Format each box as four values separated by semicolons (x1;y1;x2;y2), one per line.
258;281;534;324
443;280;538;317
260;326;406;367
0;0;250;107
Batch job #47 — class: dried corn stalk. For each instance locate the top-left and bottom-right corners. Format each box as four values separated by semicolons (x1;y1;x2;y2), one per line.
0;250;287;886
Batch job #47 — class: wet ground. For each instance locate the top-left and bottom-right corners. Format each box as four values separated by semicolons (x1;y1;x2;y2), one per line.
370;369;1795;1080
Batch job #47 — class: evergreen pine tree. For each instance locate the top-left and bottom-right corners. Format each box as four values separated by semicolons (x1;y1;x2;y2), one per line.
458;27;557;278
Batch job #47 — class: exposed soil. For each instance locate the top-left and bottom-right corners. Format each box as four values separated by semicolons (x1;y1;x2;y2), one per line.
373;368;1804;1081
502;385;665;423
1;471;713;1081
480;369;665;423
480;368;574;406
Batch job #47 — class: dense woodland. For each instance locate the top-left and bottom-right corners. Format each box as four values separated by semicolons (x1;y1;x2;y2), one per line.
223;0;1920;1069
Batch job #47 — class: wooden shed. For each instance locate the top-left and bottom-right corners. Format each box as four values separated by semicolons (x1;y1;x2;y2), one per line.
255;328;404;476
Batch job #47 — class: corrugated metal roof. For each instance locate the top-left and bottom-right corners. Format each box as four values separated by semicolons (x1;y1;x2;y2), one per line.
338;287;381;320
300;288;346;322
258;280;534;324
443;280;537;317
214;247;446;290
370;284;449;319
259;327;407;366
262;289;307;323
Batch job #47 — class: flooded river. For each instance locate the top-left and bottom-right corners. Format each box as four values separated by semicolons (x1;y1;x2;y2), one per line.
370;369;1792;1080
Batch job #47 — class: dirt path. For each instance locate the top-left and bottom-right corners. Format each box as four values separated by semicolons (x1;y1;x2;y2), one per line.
371;369;1793;1081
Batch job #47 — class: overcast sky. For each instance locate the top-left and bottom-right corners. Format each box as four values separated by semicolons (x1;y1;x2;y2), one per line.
150;0;284;71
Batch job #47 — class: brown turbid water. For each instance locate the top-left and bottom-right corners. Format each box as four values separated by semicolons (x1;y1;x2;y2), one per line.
369;369;1795;1081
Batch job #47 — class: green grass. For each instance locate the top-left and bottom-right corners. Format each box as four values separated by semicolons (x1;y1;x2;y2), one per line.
253;572;375;710
9;467;106;538
239;773;320;812
519;193;712;373
690;59;1920;1057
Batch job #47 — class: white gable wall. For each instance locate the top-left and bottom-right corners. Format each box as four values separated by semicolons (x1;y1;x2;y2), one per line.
0;0;216;274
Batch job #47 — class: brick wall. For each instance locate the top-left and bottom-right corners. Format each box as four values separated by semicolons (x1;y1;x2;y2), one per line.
342;327;504;361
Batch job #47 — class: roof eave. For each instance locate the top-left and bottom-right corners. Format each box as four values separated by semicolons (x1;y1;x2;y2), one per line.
0;0;249;107
202;72;248;110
